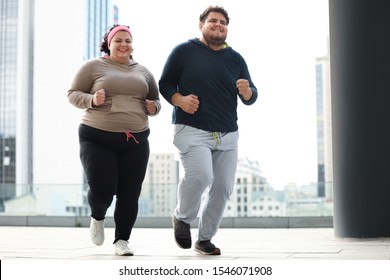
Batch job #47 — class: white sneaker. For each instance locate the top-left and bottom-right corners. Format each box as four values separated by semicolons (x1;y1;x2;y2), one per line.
114;240;134;256
90;217;104;246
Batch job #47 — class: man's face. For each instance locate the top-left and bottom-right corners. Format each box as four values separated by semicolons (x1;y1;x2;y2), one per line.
199;12;228;46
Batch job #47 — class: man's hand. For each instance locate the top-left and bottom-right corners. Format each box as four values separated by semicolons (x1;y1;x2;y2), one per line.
236;79;253;101
172;93;199;114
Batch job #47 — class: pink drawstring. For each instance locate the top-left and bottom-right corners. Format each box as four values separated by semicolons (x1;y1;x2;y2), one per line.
124;131;139;143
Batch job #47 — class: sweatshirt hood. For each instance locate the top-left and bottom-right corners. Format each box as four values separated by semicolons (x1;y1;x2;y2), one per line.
189;38;231;52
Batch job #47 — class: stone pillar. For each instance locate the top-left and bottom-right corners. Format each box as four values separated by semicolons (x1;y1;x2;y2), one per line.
329;0;390;237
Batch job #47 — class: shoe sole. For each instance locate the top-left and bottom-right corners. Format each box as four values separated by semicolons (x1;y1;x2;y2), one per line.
194;247;221;255
115;252;134;256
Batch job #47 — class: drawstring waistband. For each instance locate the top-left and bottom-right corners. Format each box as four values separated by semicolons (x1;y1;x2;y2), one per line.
124;131;139;143
212;132;228;147
212;132;221;146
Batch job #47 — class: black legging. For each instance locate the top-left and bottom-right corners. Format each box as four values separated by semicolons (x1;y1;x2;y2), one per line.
78;124;150;243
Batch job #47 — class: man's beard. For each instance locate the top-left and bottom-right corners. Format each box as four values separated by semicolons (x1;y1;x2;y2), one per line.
203;33;227;47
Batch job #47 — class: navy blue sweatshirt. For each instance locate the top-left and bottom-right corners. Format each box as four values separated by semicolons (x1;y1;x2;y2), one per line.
159;38;258;132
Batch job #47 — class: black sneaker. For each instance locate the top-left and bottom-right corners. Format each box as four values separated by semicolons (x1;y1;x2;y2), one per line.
172;216;191;249
194;240;221;255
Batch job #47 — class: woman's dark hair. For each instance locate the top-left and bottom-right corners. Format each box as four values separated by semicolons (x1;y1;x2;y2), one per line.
100;25;117;55
199;6;230;25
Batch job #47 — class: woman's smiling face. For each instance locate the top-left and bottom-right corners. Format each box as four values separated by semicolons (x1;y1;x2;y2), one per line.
109;31;133;64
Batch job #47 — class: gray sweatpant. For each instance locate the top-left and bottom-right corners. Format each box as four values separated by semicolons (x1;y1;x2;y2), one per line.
173;124;239;241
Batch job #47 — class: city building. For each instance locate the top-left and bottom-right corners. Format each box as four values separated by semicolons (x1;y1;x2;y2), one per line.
225;158;285;217
1;0;115;215
315;41;333;201
284;182;333;216
139;153;179;217
0;0;33;210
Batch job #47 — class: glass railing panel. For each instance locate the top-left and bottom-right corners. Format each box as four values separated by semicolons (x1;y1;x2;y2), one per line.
0;182;333;217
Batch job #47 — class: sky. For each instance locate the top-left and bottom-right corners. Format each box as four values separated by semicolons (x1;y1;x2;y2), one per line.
112;0;330;189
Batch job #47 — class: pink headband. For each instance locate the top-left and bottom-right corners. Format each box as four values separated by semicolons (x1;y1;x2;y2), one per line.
107;25;132;47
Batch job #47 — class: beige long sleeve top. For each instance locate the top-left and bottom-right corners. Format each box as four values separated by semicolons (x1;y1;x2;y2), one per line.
68;56;161;133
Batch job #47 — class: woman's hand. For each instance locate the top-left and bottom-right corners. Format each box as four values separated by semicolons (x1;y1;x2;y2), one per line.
146;99;157;114
93;89;106;106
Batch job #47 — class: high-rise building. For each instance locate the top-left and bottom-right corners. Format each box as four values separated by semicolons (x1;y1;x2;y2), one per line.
1;0;115;215
315;41;333;201
0;0;32;211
